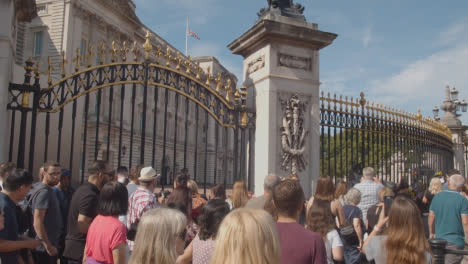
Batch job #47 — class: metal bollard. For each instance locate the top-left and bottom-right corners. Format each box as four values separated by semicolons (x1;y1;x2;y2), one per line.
429;238;448;264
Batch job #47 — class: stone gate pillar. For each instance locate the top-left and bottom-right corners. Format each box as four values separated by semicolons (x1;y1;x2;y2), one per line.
228;4;336;198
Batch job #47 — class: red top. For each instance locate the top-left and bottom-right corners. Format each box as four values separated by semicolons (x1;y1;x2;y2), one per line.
276;222;327;264
85;215;127;264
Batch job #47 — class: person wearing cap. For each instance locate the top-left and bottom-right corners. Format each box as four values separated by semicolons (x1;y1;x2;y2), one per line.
126;167;160;251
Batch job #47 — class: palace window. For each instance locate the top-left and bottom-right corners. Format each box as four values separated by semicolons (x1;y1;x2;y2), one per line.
37;4;47;15
33;31;43;57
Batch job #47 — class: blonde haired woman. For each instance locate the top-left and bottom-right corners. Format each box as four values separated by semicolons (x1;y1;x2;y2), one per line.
422;177;443;212
226;181;250;210
210;208;280;264
129;208;187;264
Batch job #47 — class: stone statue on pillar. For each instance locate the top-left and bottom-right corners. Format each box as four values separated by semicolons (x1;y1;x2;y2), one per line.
258;0;305;20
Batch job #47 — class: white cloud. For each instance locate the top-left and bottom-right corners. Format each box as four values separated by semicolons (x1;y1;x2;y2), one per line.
362;25;373;48
368;25;468;124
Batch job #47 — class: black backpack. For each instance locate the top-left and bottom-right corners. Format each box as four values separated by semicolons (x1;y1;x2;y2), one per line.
17;184;49;238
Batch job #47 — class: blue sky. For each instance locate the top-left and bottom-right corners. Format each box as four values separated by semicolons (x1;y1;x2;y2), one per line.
133;0;468;125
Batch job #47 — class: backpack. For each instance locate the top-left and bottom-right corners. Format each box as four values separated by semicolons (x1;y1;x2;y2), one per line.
17;184;50;238
338;207;359;245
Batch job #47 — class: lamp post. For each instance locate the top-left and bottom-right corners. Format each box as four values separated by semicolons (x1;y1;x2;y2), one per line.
434;85;468;176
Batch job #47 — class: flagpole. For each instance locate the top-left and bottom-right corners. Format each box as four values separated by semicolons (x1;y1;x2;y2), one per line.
185;16;189;56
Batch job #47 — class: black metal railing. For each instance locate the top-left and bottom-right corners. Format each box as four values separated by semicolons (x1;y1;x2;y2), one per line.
320;92;453;184
7;34;255;193
430;238;468;263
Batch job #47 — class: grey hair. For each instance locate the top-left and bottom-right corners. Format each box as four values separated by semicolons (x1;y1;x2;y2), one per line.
362;167;375;179
344;188;361;205
264;174;280;193
449;174;465;189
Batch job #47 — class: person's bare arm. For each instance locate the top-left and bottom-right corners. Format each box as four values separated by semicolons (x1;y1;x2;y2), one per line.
176;240;193;264
353;218;363;249
82;244;87;264
34;209;57;256
112;243;127;264
331;246;343;262
428;211;435;239
77;214;93;234
332;200;346;227
462;214;468;244
0;239;41;252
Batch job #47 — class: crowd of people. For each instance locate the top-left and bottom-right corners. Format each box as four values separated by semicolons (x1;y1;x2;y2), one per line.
0;160;468;264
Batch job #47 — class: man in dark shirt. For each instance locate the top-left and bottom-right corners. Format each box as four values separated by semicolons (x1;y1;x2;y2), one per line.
30;161;63;264
0;168;41;263
63;160;112;264
273;179;327;264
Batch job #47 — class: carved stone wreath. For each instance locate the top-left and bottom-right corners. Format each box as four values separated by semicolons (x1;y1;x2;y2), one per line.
279;94;308;175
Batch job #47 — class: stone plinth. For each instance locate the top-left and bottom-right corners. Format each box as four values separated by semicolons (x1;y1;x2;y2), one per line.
228;14;336;197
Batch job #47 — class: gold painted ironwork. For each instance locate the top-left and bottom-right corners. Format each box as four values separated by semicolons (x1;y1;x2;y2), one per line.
72;48;81;72
131;41;140;62
97;42;106;65
215;73;222;93
46;57;55;85
165;47;172;66
225;79;232;102
86;45;95;68
59;51;68;77
121;41;129;62
205;67;212;85
320;91;452;142
111;41;118;62
143;31;152;61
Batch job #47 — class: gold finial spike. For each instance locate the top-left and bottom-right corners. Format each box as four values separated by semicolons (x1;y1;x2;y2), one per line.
240;85;248;102
131;41;140;62
155;46;162;64
185;57;192;74
143;30;152;61
86;45;95;68
215;72;222;93
196;62;202;80
121;41;129;62
98;42;106;65
416;108;422;121
34;59;40;75
46;57;55;85
234;88;240;101
176;52;182;70
205;66;211;85
165;47;172;66
359;92;366;107
72;48;81;72
59;51;68;77
111;41;118;63
225;79;232;102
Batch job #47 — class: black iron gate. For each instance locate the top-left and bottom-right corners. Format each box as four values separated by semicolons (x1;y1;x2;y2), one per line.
7;33;255;192
319;91;454;184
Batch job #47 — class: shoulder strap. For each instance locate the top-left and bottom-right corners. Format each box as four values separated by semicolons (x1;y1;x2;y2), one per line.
28;184;50;206
346;207;357;223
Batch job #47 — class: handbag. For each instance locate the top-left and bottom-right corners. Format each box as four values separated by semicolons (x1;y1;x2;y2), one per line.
339;207;359;244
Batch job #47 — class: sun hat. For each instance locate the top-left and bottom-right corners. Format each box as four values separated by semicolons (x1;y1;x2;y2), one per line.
138;167;157;182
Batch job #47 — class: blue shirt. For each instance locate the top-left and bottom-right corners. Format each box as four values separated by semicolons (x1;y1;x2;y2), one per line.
430;190;468;248
0;192;20;263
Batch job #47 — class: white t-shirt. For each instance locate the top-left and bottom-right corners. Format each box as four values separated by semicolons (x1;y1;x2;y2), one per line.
325;229;343;264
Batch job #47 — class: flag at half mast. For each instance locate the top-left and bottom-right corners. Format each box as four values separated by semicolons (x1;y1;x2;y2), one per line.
188;29;200;40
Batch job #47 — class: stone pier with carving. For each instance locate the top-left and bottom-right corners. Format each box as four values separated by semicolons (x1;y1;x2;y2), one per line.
228;1;337;197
